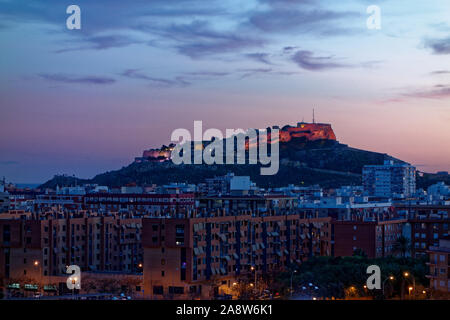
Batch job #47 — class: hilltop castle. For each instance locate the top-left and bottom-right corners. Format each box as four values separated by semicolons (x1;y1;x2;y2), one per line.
278;122;336;142
135;122;337;163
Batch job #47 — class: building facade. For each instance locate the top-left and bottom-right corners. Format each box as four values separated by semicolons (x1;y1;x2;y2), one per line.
0;211;143;293
332;218;407;258
427;238;450;293
142;211;331;299
363;160;416;198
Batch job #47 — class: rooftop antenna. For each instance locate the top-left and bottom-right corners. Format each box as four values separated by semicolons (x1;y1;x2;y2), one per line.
313;108;315;124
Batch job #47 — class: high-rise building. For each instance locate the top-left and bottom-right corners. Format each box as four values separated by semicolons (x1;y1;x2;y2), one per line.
363;160;416;198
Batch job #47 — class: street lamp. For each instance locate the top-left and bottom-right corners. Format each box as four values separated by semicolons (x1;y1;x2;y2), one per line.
290;270;297;298
403;272;416;298
250;266;257;295
72;277;77;300
33;260;42;297
382;275;395;298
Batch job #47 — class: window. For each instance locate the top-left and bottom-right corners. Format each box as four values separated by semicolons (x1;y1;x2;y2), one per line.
153;286;163;295
3;225;11;244
175;224;185;245
169;286;184;294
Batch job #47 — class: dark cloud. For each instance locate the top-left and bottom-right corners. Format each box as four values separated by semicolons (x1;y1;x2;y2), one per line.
155;20;265;58
120;69;190;87
248;7;360;36
238;68;272;79
0;0;221;31
291;50;349;70
38;73;116;85
55;35;140;53
236;68;298;79
424;37;450;54
0;0;227;55
245;53;273;65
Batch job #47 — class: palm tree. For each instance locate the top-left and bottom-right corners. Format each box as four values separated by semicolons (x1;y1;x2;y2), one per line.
394;236;411;258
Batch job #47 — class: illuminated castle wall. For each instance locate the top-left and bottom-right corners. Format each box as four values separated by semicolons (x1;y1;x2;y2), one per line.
279;122;336;142
135;122;336;162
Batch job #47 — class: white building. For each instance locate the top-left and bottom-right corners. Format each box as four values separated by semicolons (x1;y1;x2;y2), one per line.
427;182;450;197
363;160;416;198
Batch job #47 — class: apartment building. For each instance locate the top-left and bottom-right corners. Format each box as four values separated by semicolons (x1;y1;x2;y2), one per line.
84;193;195;214
0;211;143;286
332;218;407;258
196;195;296;214
142;210;331;299
427;237;450;293
363;160;416;198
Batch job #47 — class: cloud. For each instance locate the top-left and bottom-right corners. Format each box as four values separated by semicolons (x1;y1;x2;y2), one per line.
430;70;450;75
183;71;230;77
55;35;141;53
291;50;349;70
402;84;450;100
245;53;273;65
248;7;360;36
424;37;450;54
236;68;298;79
38;73;116;85
120;69;190;87
155;20;266;58
0;0;221;31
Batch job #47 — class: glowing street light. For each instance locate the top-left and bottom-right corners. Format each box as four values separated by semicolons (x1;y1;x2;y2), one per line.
382;275;395;298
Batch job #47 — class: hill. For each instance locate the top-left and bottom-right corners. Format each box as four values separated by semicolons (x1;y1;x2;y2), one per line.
40;138;405;189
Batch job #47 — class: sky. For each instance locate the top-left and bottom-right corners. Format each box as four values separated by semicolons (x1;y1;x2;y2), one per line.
0;0;449;183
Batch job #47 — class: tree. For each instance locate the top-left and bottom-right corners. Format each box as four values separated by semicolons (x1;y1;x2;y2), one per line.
352;248;368;258
393;236;411;258
96;278;121;294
